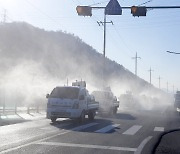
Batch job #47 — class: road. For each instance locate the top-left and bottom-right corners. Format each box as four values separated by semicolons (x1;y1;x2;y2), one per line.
0;105;179;154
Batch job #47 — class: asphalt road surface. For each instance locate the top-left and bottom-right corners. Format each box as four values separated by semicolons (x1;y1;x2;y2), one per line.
0;105;179;154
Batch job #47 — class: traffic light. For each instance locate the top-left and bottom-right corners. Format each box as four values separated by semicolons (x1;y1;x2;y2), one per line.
76;6;92;16
131;6;147;17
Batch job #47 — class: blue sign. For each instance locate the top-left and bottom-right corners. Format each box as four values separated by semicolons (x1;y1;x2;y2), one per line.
105;0;122;15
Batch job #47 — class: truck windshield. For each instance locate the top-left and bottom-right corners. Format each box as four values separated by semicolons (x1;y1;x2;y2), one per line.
50;87;80;99
175;94;180;101
92;91;112;100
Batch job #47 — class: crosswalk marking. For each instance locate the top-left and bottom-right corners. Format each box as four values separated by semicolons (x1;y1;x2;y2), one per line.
154;127;164;132
123;125;142;135
71;122;98;131
95;124;120;133
41;123;70;130
36;142;137;152
41;122;166;134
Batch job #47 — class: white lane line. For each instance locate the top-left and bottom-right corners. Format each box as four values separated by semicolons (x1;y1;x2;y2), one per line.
95;124;120;133
123;125;142;135
134;136;152;154
0;122;98;154
154;127;164;132
0;131;68;154
36;142;137;152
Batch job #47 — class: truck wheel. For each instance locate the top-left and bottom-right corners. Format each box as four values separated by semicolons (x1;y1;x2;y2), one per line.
51;117;57;123
79;111;85;123
88;111;95;121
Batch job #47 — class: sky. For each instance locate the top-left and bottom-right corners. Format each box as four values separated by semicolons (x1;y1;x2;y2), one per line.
0;0;179;93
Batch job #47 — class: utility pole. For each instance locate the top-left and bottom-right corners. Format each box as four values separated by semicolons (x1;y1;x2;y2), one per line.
67;78;69;86
172;84;174;94
158;76;162;89
97;14;113;57
3;9;7;23
148;67;154;84
97;11;113;88
132;52;141;76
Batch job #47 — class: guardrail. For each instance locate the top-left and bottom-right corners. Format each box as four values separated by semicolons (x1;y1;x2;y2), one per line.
0;106;46;115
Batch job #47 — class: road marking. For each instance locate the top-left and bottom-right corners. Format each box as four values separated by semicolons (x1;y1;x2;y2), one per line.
36;142;137;152
0;122;98;154
95;124;120;133
40;123;70;130
72;123;98;131
134;136;152;154
154;127;164;132
123;125;142;135
0;131;68;154
41;122;98;131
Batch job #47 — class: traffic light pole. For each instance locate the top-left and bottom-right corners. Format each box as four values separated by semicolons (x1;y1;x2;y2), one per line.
103;11;106;58
97;11;113;88
76;4;180;87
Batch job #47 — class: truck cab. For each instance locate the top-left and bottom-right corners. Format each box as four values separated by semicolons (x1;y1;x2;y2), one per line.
92;87;119;115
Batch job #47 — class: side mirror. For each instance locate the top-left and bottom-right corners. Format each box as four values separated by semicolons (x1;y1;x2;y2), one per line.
79;95;85;100
46;94;50;99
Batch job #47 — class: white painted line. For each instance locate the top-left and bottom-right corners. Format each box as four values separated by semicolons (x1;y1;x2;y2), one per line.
154;127;164;132
134;136;153;154
0;131;69;154
123;125;142;135
95;124;120;133
36;142;137;152
0;122;98;154
72;122;98;131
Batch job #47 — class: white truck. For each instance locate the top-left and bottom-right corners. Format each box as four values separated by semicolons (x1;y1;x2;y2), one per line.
46;81;99;123
92;87;119;115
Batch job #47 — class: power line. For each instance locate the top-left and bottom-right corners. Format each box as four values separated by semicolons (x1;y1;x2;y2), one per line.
88;0;109;6
138;0;154;6
24;0;64;29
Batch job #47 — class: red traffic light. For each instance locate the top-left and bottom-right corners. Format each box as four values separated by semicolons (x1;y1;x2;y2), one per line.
131;6;147;17
76;6;92;16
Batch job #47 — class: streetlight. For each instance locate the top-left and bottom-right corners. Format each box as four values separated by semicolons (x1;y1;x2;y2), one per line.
166;51;180;54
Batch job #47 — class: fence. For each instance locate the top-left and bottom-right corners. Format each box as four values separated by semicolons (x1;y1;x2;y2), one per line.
0;104;46;115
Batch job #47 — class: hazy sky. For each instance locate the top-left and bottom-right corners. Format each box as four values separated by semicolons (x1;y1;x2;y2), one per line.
0;0;180;92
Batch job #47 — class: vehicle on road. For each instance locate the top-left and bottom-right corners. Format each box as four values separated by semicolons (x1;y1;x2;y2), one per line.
46;81;99;123
92;87;119;115
174;91;180;115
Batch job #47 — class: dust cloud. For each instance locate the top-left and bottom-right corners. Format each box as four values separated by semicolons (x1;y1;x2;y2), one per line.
0;22;173;111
